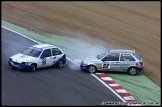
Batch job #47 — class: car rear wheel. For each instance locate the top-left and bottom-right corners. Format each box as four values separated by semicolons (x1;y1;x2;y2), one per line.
57;60;64;68
128;67;138;76
87;65;97;73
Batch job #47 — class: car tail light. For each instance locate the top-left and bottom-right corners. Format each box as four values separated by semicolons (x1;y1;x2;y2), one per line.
136;63;140;67
136;62;143;67
139;62;143;65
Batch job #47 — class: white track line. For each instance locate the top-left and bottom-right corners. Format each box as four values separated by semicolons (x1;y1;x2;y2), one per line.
2;26;135;106
2;26;41;44
91;74;128;104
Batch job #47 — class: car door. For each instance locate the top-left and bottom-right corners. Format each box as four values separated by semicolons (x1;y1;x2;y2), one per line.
52;48;63;64
101;53;121;71
40;49;53;67
120;53;136;71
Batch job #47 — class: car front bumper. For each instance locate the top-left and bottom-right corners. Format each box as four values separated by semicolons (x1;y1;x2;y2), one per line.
80;63;88;70
8;61;32;71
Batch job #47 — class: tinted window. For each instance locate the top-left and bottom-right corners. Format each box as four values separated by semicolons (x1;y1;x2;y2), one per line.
97;52;107;59
133;53;141;60
52;48;62;56
21;47;42;57
41;49;51;57
102;53;119;61
120;54;135;61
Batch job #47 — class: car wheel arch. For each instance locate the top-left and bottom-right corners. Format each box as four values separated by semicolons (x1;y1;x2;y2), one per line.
127;66;137;70
57;59;64;68
31;63;37;68
87;64;96;67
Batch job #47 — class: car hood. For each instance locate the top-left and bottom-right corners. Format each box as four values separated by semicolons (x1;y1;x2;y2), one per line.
10;53;37;63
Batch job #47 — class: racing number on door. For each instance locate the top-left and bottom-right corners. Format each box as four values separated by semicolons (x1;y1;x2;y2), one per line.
103;64;110;69
42;59;46;65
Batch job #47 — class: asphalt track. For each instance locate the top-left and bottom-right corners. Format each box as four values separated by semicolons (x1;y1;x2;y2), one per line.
2;28;122;105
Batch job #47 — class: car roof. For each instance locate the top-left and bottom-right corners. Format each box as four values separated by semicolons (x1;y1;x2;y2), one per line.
31;44;57;49
109;49;135;53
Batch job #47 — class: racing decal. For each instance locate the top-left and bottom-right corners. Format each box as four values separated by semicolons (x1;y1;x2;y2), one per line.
53;57;61;64
42;59;46;65
52;54;66;66
97;66;103;70
53;56;57;64
95;63;102;65
110;66;120;69
103;64;110;69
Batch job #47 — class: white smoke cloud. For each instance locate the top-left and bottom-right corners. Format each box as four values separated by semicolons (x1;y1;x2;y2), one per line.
63;30;115;71
67;61;80;71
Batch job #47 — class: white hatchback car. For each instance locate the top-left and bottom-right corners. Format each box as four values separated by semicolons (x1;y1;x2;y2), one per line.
8;44;66;72
80;50;144;75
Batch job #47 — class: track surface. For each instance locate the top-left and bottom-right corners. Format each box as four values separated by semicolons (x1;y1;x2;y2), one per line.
2;28;122;105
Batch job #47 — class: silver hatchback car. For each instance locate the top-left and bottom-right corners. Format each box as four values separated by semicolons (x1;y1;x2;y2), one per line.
80;50;144;75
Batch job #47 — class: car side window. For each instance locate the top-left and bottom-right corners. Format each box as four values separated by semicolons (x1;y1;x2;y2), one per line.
120;54;135;61
41;49;52;57
102;53;119;61
52;48;62;56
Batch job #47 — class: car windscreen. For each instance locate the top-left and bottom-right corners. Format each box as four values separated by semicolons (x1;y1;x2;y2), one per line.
133;53;142;60
21;47;42;57
97;52;107;59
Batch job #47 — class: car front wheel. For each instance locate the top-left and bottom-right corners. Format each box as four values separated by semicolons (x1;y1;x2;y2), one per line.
31;64;36;72
128;67;138;76
87;65;97;73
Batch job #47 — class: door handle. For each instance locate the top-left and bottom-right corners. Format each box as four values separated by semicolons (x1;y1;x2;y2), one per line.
53;56;56;59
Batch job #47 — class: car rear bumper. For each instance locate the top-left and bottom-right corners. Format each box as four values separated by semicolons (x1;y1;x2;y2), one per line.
8;61;32;71
137;66;144;72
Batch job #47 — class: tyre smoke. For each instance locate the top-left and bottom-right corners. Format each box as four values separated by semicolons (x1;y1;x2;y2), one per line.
64;31;112;71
